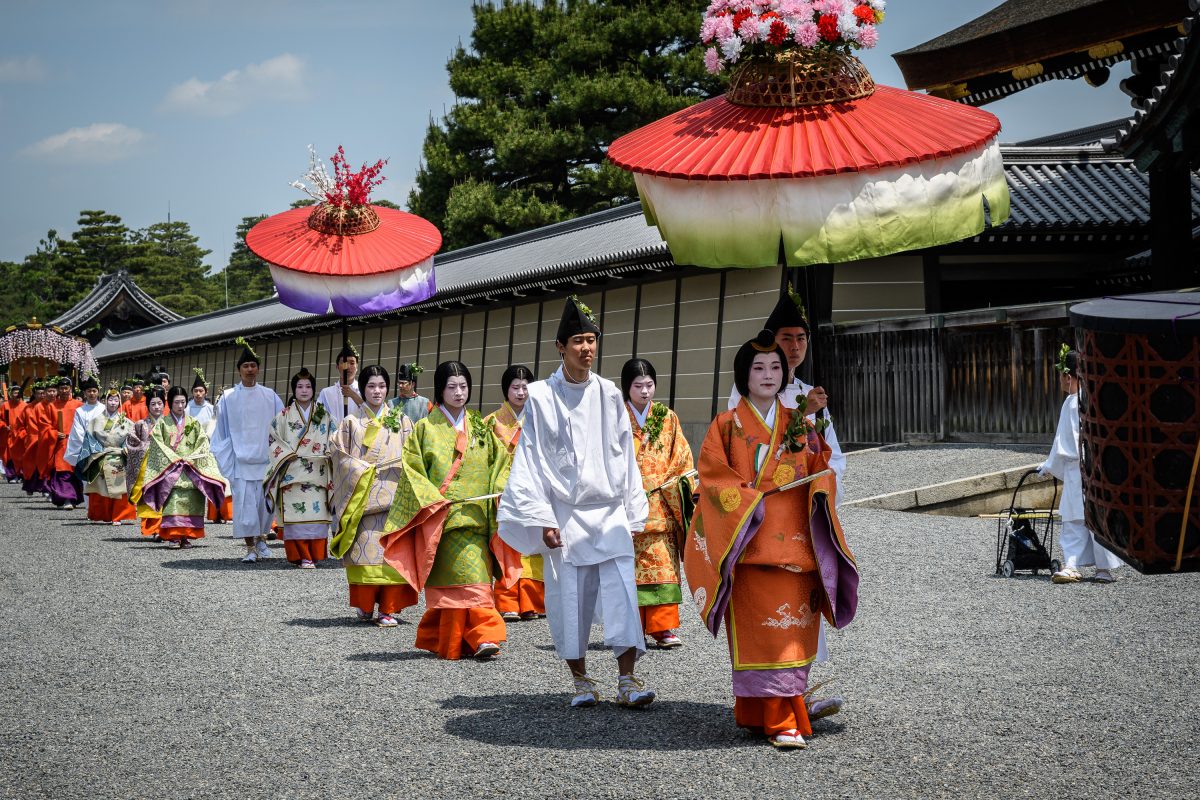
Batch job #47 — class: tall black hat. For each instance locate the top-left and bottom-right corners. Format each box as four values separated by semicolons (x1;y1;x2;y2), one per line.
235;336;260;367
132;374;145;386
191;368;208;390
396;362;424;383
555;295;601;343
764;284;809;334
56;366;73;387
151;364;170;383
337;340;360;363
78;376;99;391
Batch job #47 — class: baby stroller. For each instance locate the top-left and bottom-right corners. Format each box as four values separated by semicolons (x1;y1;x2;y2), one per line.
995;469;1061;577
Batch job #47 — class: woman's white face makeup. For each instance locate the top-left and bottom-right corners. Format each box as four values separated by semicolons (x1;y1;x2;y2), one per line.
747;353;784;404
629;376;655;409
506;379;529;410
442;375;469;413
363;375;388;408
294;378;314;403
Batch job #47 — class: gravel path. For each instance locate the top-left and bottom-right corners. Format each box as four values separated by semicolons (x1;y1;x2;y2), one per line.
1;476;1197;799
841;444;1047;501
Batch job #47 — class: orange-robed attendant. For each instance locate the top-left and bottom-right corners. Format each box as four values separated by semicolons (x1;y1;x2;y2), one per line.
42;376;84;508
1;384;25;481
486;365;546;621
122;378;149;423
684;330;859;751
21;382;50;494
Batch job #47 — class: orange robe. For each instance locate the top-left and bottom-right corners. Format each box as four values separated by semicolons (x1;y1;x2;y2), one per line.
0;399;24;477
486;403;546;618
122;398;148;423
685;398;857;738
22;400;50;484
44;397;83;473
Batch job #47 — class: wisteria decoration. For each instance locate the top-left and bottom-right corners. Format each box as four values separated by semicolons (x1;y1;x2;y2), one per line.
0;325;100;377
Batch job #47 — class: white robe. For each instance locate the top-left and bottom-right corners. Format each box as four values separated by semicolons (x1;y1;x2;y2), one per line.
1040;394;1123;571
211;383;283;538
186;400;215;433
498;366;649;658
317;383;359;429
64;401;103;468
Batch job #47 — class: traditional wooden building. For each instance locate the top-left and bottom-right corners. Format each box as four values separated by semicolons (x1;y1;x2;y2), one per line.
92;142;1200;445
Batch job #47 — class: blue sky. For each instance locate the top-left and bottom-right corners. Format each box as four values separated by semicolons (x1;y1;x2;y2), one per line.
1;0;1136;271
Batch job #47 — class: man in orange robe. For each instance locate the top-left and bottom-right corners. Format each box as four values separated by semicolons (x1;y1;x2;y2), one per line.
44;376;84;508
21;382;50;495
0;383;23;481
122;377;148;422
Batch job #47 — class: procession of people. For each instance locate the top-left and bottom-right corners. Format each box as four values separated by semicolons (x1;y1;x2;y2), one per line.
3;291;968;751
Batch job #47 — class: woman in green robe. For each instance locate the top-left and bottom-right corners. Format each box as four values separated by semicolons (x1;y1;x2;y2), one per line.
383;361;522;660
329;365;418;628
141;386;226;548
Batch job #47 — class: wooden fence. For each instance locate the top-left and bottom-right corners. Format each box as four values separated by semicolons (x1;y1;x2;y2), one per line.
815;302;1076;444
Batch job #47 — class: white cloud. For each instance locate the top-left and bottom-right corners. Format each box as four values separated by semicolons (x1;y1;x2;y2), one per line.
0;56;47;83
22;123;146;163
159;53;306;116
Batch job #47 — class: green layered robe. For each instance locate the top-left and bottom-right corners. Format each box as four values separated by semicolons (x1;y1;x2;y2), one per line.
263;402;334;527
383;408;522;608
141;415;226;525
329;407;414;586
79;411;134;498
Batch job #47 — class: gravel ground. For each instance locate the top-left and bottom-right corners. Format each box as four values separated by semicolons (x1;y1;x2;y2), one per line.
841;443;1047;501
1;470;1197;799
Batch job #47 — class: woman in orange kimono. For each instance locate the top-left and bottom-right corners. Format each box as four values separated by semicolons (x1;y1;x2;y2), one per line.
1;384;25;482
486;364;546;621
622;358;695;649
684;330;858;750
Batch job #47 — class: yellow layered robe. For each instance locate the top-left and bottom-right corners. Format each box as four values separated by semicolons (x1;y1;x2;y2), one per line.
329;407;413;588
684;398;858;698
629;402;695;606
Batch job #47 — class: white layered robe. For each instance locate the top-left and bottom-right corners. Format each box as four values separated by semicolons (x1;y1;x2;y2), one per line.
317;383;359;429
499;366;649;659
64;401;103;467
1040;393;1123;571
187;400;216;433
211;382;284;538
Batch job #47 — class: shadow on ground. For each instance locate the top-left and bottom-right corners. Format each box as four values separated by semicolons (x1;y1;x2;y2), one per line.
287;617;385;629
347;651;432;663
160;557;298;571
439;693;765;751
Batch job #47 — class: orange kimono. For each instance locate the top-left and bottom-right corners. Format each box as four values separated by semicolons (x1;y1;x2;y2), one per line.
628;401;695;636
486;403;546;618
122;398;148;423
22;399;51;492
685;398;858;738
1;397;24;480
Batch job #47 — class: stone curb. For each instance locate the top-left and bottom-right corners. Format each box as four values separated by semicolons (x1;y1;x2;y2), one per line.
844;462;1047;511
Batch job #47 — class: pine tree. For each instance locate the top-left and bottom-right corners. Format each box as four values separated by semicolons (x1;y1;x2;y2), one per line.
408;0;723;250
126;221;217;316
219;215;276;307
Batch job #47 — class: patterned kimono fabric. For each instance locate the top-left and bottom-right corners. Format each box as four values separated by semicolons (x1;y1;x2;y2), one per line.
485;403;546;617
629;402;695;637
685;398;858;739
78;412;137;522
141;415;225;542
21;399;49;494
126;415;164;537
329;408;418;617
3;400;26;482
383;409;521;659
264;402;334;564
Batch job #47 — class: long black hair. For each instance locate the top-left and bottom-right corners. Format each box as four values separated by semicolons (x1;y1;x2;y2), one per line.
732;330;787;398
501;364;534;397
434;361;472;407
620;358;656;402
289;367;316;405
358;365;390;398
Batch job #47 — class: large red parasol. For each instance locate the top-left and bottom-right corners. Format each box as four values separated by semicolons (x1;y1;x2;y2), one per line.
246;147;442;316
607;4;1010;270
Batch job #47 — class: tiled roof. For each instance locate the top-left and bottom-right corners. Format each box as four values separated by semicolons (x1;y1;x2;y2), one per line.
93;147;1200;362
50;269;184;334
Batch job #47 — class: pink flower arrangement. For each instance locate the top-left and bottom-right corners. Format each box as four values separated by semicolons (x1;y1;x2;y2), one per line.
701;0;885;74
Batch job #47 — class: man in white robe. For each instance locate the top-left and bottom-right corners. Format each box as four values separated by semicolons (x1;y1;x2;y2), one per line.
210;339;283;563
1042;347;1123;583
317;342;361;428
186;370;216;433
499;296;656;709
64;378;102;469
728;289;844;718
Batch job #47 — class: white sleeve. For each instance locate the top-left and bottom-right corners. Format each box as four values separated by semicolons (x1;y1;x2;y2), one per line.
727;385;741;412
497;401;559;555
821;415;846;499
620;401;649;533
64;410;89;466
210;400;235;479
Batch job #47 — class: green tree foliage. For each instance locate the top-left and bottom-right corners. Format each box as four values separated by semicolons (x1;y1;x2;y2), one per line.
220;215;276;307
408;0;723;250
125;221;218;316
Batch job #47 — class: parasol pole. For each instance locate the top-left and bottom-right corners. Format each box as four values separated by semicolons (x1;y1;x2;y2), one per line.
340;318;350;421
